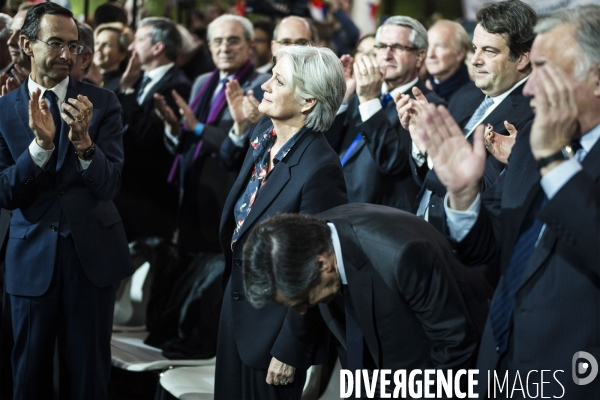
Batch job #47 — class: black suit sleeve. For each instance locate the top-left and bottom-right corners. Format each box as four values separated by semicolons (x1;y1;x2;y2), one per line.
395;240;479;370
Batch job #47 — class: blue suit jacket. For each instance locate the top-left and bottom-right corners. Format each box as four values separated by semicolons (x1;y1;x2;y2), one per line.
0;79;134;296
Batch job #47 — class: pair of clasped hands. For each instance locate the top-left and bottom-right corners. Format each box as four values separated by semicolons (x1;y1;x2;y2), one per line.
29;88;93;151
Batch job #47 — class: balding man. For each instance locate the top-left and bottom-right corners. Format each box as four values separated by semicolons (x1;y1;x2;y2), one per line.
154;14;269;260
426;19;474;102
259;16;315;74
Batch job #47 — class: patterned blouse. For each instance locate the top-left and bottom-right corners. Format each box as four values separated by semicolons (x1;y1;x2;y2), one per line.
231;127;306;245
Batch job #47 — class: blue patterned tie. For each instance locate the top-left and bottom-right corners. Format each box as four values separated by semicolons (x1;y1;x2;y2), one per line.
490;193;547;354
44;90;62;148
463;96;494;135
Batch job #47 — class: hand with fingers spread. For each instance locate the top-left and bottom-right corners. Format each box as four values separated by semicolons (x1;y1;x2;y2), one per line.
266;357;295;386
2;76;20;96
243;90;263;125
484;121;518;165
528;64;579;168
172;89;199;133
340;54;356;103
154;92;180;136
120;50;142;91
418;104;486;210
12;64;30;86
396;86;431;154
354;54;384;104
225;79;249;137
63;95;94;151
29;88;56;150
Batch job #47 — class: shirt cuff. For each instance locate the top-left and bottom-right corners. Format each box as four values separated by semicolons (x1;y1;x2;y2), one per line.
228;128;246;148
164;126;179;147
444;193;481;242
358;98;381;122
540;158;582;199
28;139;54;169
412;142;426;167
78;158;92;170
336;102;348;116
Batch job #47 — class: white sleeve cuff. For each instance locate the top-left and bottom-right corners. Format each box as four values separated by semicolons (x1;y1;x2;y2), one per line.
540;158;582;199
28;139;54;169
358;98;382;122
78;159;92;170
412;142;426;167
444;193;481;242
228;128;246;148
164;126;179;147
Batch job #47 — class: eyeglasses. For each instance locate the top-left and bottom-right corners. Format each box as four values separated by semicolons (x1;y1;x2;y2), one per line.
275;39;311;46
36;38;83;54
210;37;244;48
373;42;417;53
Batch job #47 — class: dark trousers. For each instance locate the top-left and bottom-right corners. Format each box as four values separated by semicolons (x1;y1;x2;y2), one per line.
10;235;117;400
214;278;307;400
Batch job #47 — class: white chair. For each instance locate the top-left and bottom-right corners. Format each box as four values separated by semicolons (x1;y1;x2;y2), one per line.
159;364;333;400
111;331;216;372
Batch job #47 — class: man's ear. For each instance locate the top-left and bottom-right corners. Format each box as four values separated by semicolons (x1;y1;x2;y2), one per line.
516;50;531;73
415;49;426;69
21;35;34;58
301;98;317;114
152;40;165;58
317;253;335;273
80;52;93;72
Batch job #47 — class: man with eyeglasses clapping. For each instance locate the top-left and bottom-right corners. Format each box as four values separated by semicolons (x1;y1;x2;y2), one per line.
0;3;133;398
324;16;445;214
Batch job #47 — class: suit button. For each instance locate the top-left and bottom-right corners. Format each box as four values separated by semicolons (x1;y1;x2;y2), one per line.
234;259;242;266
496;346;500;353
50;225;57;231
58;190;65;196
233;291;240;300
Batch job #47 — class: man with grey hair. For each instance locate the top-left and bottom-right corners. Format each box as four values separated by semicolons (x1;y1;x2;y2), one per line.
325;15;444;213
417;4;600;398
153;14;269;261
115;17;191;242
425;19;474;102
0;14;11;72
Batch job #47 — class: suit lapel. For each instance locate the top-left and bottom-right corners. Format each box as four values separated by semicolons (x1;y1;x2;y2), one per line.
57;79;81;171
332;218;380;367
15;85;34;145
518;138;600;289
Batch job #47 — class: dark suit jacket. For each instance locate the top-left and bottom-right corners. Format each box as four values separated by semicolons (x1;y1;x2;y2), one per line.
454;123;600;399
0;79;133;296
176;69;269;255
317;203;492;373
325;78;445;212
115;65;191;241
415;81;534;238
219;118;347;370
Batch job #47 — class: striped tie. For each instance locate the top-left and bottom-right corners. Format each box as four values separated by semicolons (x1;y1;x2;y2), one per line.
463;96;494;135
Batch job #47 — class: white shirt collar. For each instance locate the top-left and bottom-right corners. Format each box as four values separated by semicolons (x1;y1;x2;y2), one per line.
145;62;174;82
383;76;419;98
489;75;530;105
327;222;347;285
27;76;70;109
581;123;600;153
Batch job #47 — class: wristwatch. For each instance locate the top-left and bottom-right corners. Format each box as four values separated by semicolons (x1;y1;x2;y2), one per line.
535;144;576;169
76;143;95;161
